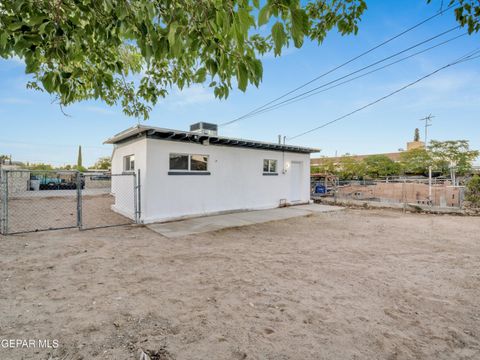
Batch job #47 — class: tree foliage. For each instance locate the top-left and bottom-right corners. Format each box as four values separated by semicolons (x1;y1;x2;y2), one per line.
1;1;478;118
429;140;479;176
363;155;400;178
26;162;54;170
92;156;111;170
0;0;368;118
312;158;336;175
414;128;420;142
428;0;480;34
465;175;480;207
338;156;366;179
77;145;82;168
0;154;11;165
399;148;431;175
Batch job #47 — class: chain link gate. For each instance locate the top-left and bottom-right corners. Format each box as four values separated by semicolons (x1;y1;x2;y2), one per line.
0;170;140;235
0;170;80;234
79;172;137;230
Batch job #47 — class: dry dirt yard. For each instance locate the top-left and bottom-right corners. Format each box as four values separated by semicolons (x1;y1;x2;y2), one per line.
1;209;479;360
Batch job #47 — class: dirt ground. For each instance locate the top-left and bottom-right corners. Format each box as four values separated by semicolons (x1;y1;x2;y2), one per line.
0;209;479;360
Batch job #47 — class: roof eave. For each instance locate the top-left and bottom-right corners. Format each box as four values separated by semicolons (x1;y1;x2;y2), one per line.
104;126;320;153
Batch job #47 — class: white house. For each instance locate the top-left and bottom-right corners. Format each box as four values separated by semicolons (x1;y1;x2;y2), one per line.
105;123;319;224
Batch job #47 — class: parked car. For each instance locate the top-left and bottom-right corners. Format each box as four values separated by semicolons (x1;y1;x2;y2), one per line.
31;175;85;190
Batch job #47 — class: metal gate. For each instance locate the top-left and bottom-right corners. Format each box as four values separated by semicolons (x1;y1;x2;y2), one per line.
0;170;140;235
79;172;138;230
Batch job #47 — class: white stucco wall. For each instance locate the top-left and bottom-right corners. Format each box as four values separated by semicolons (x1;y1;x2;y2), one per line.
111;137;311;223
110;138;147;219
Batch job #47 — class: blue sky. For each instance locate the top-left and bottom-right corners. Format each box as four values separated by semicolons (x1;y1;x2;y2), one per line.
1;0;479;167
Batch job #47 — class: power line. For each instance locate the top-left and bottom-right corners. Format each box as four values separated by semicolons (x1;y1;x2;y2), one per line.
230;32;466;120
221;3;456;126
221;24;461;126
286;48;480;141
0;139;109;150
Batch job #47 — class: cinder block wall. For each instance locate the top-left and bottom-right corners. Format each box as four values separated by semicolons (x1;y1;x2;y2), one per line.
7;171;30;195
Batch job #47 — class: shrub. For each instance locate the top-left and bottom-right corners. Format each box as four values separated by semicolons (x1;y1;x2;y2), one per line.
465;175;480;207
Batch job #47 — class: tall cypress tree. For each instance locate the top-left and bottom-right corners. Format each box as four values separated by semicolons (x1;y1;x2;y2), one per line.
77;145;82;168
414;128;420;142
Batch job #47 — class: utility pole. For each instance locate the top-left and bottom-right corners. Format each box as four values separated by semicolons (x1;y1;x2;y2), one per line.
419;114;434;204
428;166;432;205
419;114;434;145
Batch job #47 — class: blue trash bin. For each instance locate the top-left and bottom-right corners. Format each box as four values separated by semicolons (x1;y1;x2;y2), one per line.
315;183;326;194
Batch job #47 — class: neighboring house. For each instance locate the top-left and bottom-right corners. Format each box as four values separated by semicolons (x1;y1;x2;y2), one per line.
105;123;319;223
311;140;425;167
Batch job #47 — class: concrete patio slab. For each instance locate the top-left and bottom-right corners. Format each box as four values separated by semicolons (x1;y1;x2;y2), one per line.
146;204;343;238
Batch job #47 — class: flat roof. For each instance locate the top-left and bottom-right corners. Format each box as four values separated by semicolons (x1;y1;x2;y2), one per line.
105;125;320;154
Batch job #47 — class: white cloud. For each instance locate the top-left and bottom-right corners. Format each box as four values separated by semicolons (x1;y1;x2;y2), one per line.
0;55;24;66
260;46;298;60
166;85;215;107
413;70;480;93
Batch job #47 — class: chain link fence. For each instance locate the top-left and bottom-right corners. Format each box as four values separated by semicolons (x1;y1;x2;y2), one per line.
0;170;139;235
80;173;137;230
312;178;465;209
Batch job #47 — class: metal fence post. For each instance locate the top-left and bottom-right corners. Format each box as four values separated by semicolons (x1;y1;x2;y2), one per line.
136;169;141;223
76;171;83;230
3;171;8;235
459;186;465;209
334;181;337;204
0;170;7;235
132;172;138;224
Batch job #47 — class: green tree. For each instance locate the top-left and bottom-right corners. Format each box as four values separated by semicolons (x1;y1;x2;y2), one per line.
414;128;420;142
77;145;82;168
429;140;479;176
1;0;478;118
465;175;480;207
427;0;480;34
27;163;54;171
400;148;431;175
338;156;366;180
73;165;87;172
0;154;10;165
312;158;337;175
0;0;367;118
363;155;400;178
92;156;111;170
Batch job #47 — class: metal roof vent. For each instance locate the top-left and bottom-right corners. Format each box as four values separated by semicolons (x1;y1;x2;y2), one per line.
190;122;218;136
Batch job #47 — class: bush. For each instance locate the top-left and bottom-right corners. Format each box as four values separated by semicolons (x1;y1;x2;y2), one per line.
465;175;480;207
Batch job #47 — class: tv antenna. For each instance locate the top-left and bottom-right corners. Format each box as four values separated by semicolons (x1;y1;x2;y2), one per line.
419;114;434;144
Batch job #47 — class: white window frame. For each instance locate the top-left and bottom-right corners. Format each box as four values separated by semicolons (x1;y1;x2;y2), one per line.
169;153;209;173
263;159;278;174
123;154;135;172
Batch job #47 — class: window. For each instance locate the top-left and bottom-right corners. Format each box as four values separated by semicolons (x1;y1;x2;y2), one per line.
124;155;135;172
169;154;189;170
263;159;278;175
191;155;208;171
169;153;209;175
